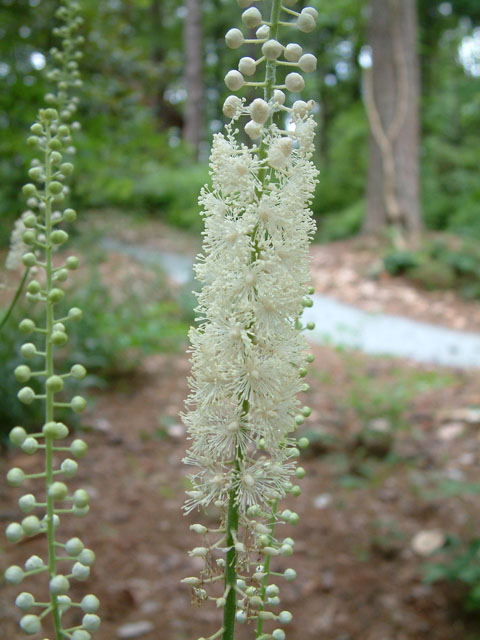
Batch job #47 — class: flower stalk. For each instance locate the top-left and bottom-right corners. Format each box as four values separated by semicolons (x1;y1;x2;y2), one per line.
4;3;100;639
183;1;319;639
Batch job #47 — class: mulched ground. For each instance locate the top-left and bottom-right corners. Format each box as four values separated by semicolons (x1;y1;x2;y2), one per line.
1;219;480;640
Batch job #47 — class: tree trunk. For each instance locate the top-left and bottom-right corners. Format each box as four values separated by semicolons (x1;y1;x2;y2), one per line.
364;0;422;239
183;0;204;158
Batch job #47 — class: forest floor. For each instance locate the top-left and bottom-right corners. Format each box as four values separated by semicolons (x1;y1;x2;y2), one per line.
2;213;480;640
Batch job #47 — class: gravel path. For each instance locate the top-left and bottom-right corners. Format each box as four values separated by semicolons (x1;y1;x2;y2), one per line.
103;236;480;369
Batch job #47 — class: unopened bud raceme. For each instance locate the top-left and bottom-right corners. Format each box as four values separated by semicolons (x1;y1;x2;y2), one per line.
4;2;99;640
182;0;318;638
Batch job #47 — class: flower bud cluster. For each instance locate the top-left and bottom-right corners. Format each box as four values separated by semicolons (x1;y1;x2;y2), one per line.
4;3;99;639
183;1;319;636
223;1;318;141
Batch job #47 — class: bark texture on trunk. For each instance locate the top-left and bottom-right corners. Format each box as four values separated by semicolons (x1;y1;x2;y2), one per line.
183;0;204;158
364;0;421;238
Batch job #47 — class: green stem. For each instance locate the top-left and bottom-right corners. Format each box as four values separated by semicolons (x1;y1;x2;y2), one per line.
255;500;279;638
222;3;283;638
222;474;240;640
44;124;63;640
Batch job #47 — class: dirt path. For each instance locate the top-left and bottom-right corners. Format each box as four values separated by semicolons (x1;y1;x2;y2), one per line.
1;346;480;640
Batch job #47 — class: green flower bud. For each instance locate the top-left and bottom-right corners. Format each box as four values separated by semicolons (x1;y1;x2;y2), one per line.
6;522;24;543
71;395;87;413
50;575;70;595
295;466;306;479
22;230;36;245
272;629;286;640
57;595;72;613
72;562;90;580
22;184;37;197
266;584;279;597
23;213;38;228
10;426;27;446
21;437;39;455
61;458;78;477
236;611;247;623
71;364;87;379
19;494;36;513
306;321;315;330
61;164;74;177
190;523;208;535
55;268;69;282
302;297;313;308
73;489;89;508
81;594;100;614
21;343;37;358
26;280;41;295
54;323;66;334
50;151;62;164
5;565;24;584
30;123;43;135
27;136;40;147
25;555;45;571
21;253;37;268
58;125;70;137
65;537;84;556
48;482;68;501
63;209;77;224
306;353;315;363
247;505;262;517
299;367;308;377
21;515;41;536
42;421;69;439
71;439;87;457
48;288;65;304
48;138;62;151
258;611;276;621
66;257;79;270
297;437;309;449
258;534;270;546
44;108;58;120
278;610;293;624
72;631;91;640
28;167;43;182
46;375;64;393
15;365;31;383
82;614;101;632
283;568;296;581
78;548;95;566
281;543;294;556
52;330;68;346
295;415;304;426
18;387;35;405
73;504;90;517
15;592;35;611
288;512;300;525
7;467;25;487
20;614;41;635
51;229;68;244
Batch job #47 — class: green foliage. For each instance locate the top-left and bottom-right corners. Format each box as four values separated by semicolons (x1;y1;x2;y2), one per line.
0;265;189;441
66;268;190;376
383;237;480;299
424;537;480;612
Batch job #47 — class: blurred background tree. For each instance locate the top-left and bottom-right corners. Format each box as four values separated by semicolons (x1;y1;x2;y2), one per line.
1;0;480;244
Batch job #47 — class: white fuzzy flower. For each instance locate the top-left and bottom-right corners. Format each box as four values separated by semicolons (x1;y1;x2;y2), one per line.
6;213;30;270
183;109;317;513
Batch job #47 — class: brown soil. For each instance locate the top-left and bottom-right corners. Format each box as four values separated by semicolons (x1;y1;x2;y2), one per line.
2;221;480;640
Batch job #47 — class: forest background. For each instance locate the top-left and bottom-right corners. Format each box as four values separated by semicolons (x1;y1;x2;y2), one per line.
1;0;480;248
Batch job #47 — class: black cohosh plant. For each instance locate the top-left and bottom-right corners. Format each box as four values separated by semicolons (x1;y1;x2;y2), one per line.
4;2;100;639
181;1;319;639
